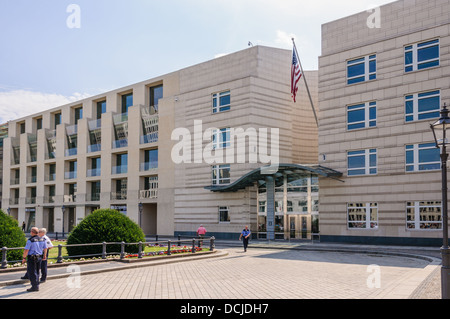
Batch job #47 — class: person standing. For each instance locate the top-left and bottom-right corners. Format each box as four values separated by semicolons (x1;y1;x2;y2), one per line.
239;225;251;252
21;227;47;292
38;228;53;282
196;224;207;247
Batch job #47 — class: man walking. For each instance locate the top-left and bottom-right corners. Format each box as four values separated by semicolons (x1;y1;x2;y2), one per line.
197;224;207;247
22;227;47;292
239;225;251;252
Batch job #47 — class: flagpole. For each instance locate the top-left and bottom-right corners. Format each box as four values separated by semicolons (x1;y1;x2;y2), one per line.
292;38;318;127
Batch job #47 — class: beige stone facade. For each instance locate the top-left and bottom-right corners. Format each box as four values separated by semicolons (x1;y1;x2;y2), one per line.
2;45;319;239
318;0;450;244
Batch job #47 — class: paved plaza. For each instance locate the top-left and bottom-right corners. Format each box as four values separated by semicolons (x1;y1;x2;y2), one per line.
0;245;441;299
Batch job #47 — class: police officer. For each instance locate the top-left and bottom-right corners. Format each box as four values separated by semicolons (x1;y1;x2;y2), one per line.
22;227;47;292
38;228;53;282
239;225;251;252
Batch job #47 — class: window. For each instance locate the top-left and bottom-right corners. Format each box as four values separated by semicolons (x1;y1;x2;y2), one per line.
406;201;442;230
219;206;230;223
212;128;231;149
19;123;25;134
347;149;377;176
36;118;42;130
150;85;163;113
347;203;378;229
97;100;106;120
347;55;376;84
212;91;230;113
405;143;440;172
405;90;440;122
54;113;61;128
212;164;231;185
405;39;439;73
143;149;158;170
121;93;133;114
74;107;83;124
347;101;376;130
114;153;128;174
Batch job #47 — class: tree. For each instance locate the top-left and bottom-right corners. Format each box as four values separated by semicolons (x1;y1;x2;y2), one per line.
0;210;27;262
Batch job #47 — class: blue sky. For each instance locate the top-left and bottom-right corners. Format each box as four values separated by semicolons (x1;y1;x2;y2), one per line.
0;0;395;123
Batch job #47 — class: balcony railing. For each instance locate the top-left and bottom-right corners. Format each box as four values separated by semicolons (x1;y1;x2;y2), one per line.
139;189;158;199
140;132;159;144
64;171;77;180
45;173;56;182
65;148;77;157
27;176;37;184
63;194;76;203
87;144;101;153
112;165;127;174
87;193;100;201
87;168;101;177
25;197;36;204
111;191;127;200
44;196;55;204
10;178;20;185
9;198;19;205
140;161;158;171
66;124;78;136
112;139;128;149
88;119;101;131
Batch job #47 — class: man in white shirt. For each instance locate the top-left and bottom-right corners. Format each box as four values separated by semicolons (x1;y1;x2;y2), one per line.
39;228;53;282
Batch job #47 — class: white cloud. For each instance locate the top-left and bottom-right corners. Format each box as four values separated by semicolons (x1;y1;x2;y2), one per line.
0;90;92;123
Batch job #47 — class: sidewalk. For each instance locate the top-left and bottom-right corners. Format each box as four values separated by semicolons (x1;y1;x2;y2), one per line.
0;239;443;299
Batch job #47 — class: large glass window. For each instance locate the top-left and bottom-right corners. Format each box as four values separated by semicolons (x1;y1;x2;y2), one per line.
212;91;231;113
219;206;230;223
74;107;83;124
347;149;377;176
405;143;440;172
347;202;378;229
150;85;163;113
405;90;440;122
347;55;376;84
97;100;106;120
406;201;442;230
143;149;158;170
212;164;231;185
212;128;231;149
121;93;133;114
347;101;376;130
405;39;439;72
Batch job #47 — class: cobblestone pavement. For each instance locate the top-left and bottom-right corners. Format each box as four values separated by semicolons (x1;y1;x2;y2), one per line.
0;247;440;299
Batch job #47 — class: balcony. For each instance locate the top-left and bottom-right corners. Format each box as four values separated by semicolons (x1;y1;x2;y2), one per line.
86;193;100;202
112;139;128;149
9;198;19;205
140;161;158;171
88;144;101;153
43;196;55;204
112;165;127;175
65;148;77;157
111;190;127;200
63;194;76;203
139;189;158;199
25;197;36;205
140;113;159;144
45;173;56;182
64;171;77;180
87;168;101;177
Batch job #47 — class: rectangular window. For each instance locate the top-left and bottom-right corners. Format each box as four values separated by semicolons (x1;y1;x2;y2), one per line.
347;149;377;176
121;93;133;114
405;39;439;72
212;128;231;149
212;164;231;185
405;143;440;172
406;201;442;230
36;118;42;130
74;107;83;124
219;206;230;223
150;85;163;113
97;101;106;120
347;202;378;229
212;91;230;113
347;101;376;130
405;90;440;122
347;55;376;84
20;123;25;134
54;113;61;128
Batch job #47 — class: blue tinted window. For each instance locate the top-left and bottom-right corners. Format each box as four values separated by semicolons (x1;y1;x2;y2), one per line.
418;45;439;62
348;109;365;123
419;148;440;163
347;63;365;78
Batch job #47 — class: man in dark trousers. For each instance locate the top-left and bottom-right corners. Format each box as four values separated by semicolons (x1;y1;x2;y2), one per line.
239;225;251;252
21;227;48;292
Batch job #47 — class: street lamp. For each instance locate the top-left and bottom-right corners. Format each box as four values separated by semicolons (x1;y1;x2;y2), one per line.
61;205;66;236
430;102;450;299
138;202;143;229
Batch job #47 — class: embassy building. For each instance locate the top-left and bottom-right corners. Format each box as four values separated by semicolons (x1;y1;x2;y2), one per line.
3;0;449;245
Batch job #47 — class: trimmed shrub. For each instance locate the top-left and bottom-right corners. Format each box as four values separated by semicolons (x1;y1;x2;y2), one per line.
66;209;145;258
0;210;27;262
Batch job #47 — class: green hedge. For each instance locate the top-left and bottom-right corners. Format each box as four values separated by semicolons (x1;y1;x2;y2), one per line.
0;210;26;262
66;209;145;258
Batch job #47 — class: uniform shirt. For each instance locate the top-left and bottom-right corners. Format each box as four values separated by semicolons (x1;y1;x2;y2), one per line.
40;235;53;249
241;229;251;238
24;236;48;256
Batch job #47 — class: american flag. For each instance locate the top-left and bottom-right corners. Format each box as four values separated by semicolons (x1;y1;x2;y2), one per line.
291;47;302;102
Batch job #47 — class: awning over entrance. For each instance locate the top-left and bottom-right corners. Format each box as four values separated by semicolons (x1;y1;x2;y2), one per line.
204;163;343;193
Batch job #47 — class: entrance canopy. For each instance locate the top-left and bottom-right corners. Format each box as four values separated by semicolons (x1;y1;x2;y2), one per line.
205;163;343;193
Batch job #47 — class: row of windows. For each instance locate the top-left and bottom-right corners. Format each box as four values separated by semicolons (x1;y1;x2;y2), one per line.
347;201;442;230
347;143;440;176
346;38;440;85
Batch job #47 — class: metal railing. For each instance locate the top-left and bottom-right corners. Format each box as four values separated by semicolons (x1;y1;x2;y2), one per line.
1;236;215;269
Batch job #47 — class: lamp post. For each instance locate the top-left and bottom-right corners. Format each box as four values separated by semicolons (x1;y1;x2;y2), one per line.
138;202;143;229
430;102;450;299
61;205;66;236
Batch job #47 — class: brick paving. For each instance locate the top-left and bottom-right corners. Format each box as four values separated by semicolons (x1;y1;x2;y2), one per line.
0;246;441;299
